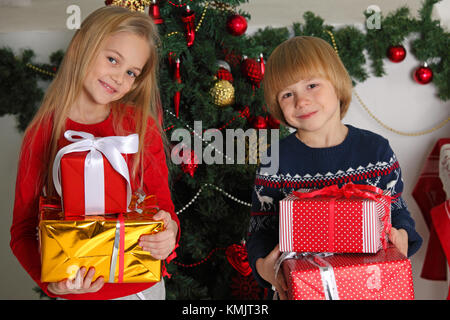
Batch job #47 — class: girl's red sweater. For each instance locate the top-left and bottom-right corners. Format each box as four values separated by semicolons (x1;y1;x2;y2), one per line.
10;107;179;300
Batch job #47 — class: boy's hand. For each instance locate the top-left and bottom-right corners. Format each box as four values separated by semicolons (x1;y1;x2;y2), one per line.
139;210;178;260
389;227;408;257
255;244;288;300
47;267;104;295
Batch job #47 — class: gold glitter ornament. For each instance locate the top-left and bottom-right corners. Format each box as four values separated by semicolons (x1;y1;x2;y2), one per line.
210;80;235;107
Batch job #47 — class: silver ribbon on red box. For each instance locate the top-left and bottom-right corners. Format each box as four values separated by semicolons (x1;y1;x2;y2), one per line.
274;252;339;300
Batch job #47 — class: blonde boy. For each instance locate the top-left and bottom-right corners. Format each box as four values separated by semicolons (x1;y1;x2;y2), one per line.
246;36;422;300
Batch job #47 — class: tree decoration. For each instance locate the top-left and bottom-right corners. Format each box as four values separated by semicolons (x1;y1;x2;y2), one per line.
216;60;233;82
172;143;199;178
249;115;267;129
148;0;164;24
413;63;433;85
210;80;235;107
387;45;406;63
258;53;265;76
110;0;145;12
181;5;196;47
241;56;263;88
226;13;247;36
225;242;252;277
173;57;182;117
230;273;261;300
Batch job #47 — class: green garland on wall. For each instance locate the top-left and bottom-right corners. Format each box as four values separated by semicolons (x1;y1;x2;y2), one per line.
0;0;448;133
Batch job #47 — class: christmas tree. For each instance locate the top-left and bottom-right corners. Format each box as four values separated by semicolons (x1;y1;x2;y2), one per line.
144;0;287;299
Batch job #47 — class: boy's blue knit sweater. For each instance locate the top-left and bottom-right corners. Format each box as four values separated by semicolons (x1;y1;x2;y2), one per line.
247;124;423;289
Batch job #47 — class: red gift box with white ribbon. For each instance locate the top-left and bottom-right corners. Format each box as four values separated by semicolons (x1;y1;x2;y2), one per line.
279;183;391;253
52;130;139;217
280;246;414;300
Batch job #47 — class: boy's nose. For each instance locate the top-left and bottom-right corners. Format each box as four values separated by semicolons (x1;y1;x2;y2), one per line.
295;95;311;108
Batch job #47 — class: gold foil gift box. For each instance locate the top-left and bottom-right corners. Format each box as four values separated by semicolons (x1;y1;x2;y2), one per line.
39;195;164;283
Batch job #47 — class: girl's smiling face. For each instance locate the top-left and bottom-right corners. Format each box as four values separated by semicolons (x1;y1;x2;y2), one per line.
81;31;150;108
277;77;341;134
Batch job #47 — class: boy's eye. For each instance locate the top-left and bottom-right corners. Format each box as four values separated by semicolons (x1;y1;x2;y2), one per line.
281;92;293;99
308;83;318;89
108;57;117;64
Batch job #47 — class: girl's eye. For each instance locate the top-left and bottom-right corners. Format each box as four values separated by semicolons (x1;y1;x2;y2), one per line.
127;70;137;78
308;83;318;89
108;57;117;64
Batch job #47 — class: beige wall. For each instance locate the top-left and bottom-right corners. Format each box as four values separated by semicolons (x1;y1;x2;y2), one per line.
1;0;449;299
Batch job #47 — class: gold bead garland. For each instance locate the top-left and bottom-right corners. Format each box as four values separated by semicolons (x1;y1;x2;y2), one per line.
26;63;56;77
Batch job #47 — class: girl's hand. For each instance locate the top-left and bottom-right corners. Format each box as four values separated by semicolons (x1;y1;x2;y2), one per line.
389;227;408;257
255;244;288;300
47;267;104;295
139;210;178;260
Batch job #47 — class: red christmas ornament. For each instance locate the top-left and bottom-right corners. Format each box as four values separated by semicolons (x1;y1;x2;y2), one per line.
230;274;261;300
226;243;252;277
181;5;196;47
266;114;280;129
241;56;263;88
250;115;268;129
239;106;250;120
223;48;242;68
104;0;113;5
413;63;433;85
149;0;164;24
258;53;265;77
226;14;247;36
216;60;233;82
172;144;198;177
173;58;182;117
387;45;406;63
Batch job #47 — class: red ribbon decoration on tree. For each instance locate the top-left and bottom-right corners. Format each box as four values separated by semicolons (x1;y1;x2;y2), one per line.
173;58;181;118
181;5;196;47
293;183;392;250
225;243;252;277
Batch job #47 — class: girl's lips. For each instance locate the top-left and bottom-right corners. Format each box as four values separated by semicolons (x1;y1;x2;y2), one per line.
99;80;116;94
297;111;317;119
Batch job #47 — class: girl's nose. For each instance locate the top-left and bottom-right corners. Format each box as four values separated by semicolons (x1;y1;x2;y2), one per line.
111;71;123;85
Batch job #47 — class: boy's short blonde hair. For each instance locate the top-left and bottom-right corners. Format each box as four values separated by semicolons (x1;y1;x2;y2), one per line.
263;36;353;125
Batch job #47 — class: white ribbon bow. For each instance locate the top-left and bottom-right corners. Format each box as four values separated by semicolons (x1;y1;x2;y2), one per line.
53;130;139;215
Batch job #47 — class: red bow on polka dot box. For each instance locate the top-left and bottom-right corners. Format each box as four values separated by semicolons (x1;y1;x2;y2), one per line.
281;245;414;300
279;183;392;254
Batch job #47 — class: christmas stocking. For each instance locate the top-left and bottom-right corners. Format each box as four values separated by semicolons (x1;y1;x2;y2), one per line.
430;200;450;299
412;138;450;280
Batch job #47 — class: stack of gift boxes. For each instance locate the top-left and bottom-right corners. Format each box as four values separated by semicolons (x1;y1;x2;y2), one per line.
278;183;415;300
38;131;164;284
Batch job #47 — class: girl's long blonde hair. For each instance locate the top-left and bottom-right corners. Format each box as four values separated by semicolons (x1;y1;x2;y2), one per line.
23;6;163;196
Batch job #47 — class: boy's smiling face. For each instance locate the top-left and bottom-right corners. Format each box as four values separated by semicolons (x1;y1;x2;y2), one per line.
277;77;341;134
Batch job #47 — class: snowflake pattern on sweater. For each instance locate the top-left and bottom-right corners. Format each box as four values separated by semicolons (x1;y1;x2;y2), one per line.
246;125;422;289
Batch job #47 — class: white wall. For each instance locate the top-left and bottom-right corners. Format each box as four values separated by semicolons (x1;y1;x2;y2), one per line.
0;0;449;300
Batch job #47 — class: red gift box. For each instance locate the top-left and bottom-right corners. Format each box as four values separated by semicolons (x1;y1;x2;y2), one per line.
60;151;127;216
53;131;139;217
279;183;391;253
281;246;414;300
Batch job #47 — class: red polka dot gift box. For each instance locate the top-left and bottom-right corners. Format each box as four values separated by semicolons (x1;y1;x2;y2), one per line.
281;246;414;300
279;183;391;254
